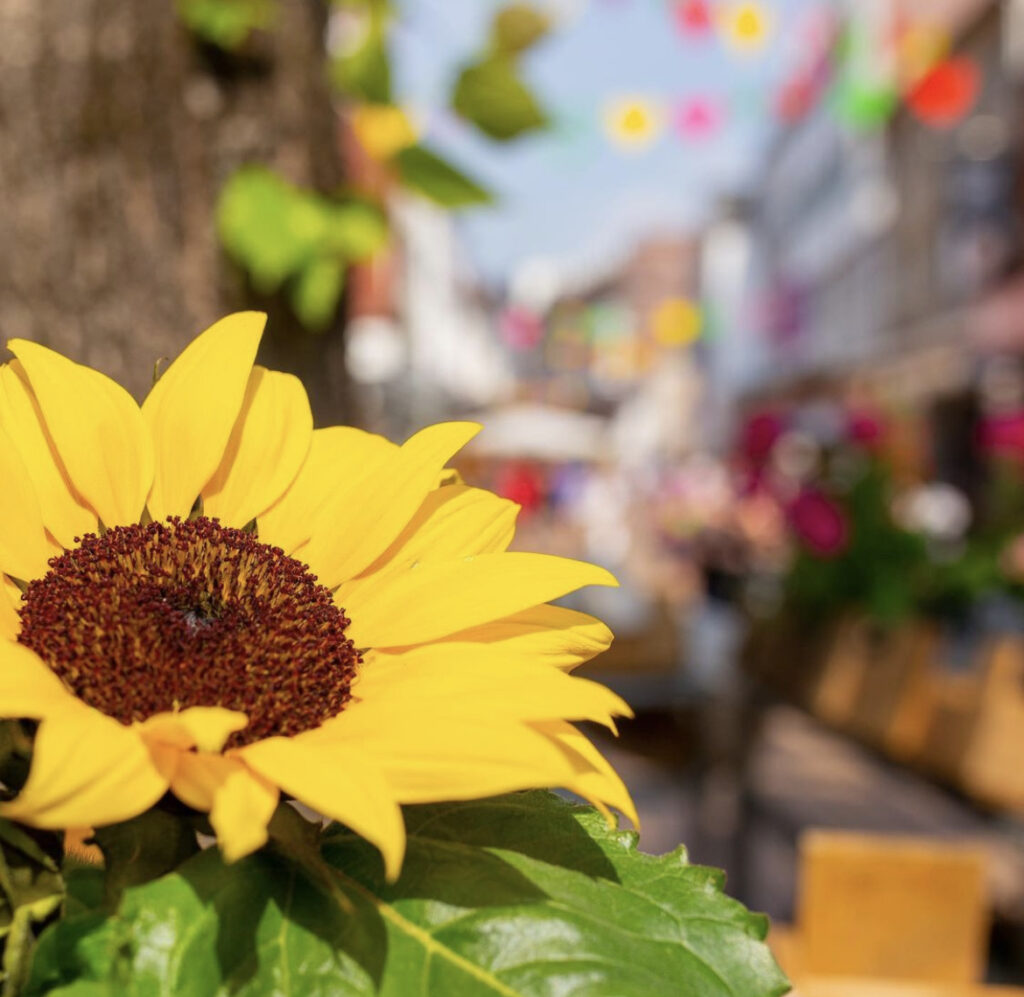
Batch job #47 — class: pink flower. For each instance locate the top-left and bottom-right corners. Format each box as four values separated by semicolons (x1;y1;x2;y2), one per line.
979;412;1024;458
788;489;849;557
739;410;785;465
848;409;884;449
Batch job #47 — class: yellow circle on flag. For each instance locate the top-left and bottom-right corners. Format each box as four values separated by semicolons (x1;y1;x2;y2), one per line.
720;2;772;54
897;22;951;86
653;298;702;347
603;97;663;151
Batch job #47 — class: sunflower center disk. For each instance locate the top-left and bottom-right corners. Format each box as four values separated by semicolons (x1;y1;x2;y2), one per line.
17;517;359;747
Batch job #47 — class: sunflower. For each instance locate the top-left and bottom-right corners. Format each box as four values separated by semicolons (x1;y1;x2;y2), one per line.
0;313;634;879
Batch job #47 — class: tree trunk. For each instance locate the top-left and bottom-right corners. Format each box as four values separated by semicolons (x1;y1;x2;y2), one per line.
0;0;353;423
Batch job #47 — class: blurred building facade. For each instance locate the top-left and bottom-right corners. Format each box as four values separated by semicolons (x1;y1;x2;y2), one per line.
703;0;1024;466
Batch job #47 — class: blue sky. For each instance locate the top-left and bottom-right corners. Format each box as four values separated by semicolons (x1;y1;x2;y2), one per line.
393;0;832;285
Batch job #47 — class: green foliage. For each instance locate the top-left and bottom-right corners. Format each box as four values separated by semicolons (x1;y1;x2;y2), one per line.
787;463;928;626
449;2;551;142
490;3;551;55
452;56;548;142
914;539;1003;622
394;146;493;208
25;793;787;997
330;1;393;104
175;0;275;50
90;811;199;908
291;258;348;331
217;166;387;330
0;822;63;996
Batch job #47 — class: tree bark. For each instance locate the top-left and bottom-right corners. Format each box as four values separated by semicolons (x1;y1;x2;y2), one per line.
0;0;353;423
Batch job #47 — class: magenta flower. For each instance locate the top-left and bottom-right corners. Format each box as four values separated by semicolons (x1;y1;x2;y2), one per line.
788;488;849;557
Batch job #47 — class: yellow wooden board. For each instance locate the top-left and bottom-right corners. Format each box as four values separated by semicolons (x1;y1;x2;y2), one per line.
795;979;1024;997
796;831;989;984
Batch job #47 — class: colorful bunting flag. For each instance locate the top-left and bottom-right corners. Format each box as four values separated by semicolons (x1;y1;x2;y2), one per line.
652;297;702;347
603;96;664;150
896;20;951;88
674;95;723;140
674;0;713;38
719;1;773;56
499;305;545;351
906;56;980;129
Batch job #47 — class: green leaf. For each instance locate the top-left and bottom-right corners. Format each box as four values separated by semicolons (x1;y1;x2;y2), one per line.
290;258;346;332
91;810;199;907
330;5;392;103
217;167;314;292
490;3;550;55
217;166;387;329
451;56;548;141
0;820;64;996
175;0;276;50
26;793;787;996
324;201;389;261
394;146;493;208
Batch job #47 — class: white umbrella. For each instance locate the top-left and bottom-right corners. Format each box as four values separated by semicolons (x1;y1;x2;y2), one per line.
466;403;608;462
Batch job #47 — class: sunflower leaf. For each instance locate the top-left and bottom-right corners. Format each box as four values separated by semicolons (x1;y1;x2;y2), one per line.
24;792;787;996
91;810;200;909
0;820;64;997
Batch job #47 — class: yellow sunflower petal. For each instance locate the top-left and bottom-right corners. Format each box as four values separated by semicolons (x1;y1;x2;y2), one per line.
300;421;481;589
309;703;585;807
355;647;631;730
342;552;617;648
0;424;60;580
392;604;614;671
201;367;312;529
0;640;73;717
0;578;21;641
258;426;397;556
0;362;96;547
358;484;518;579
1;704;168;828
535;720;639;828
143;312;265;521
7;341;153;529
139;707;249;752
170;753;278;862
239;736;405;881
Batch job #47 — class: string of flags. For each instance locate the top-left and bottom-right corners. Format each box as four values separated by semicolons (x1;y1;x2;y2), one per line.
673;1;772;52
592;1;983;152
409;2;986;161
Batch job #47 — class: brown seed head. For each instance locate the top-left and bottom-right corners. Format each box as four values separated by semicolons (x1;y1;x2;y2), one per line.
17;517;359;747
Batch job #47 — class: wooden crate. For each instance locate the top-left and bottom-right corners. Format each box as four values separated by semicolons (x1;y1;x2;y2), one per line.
812;618;875;730
959;639;1024;815
883;626;943;763
851;623;938;749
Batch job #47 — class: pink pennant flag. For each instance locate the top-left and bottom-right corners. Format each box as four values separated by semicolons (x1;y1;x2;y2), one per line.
674;95;722;140
674;0;713;37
